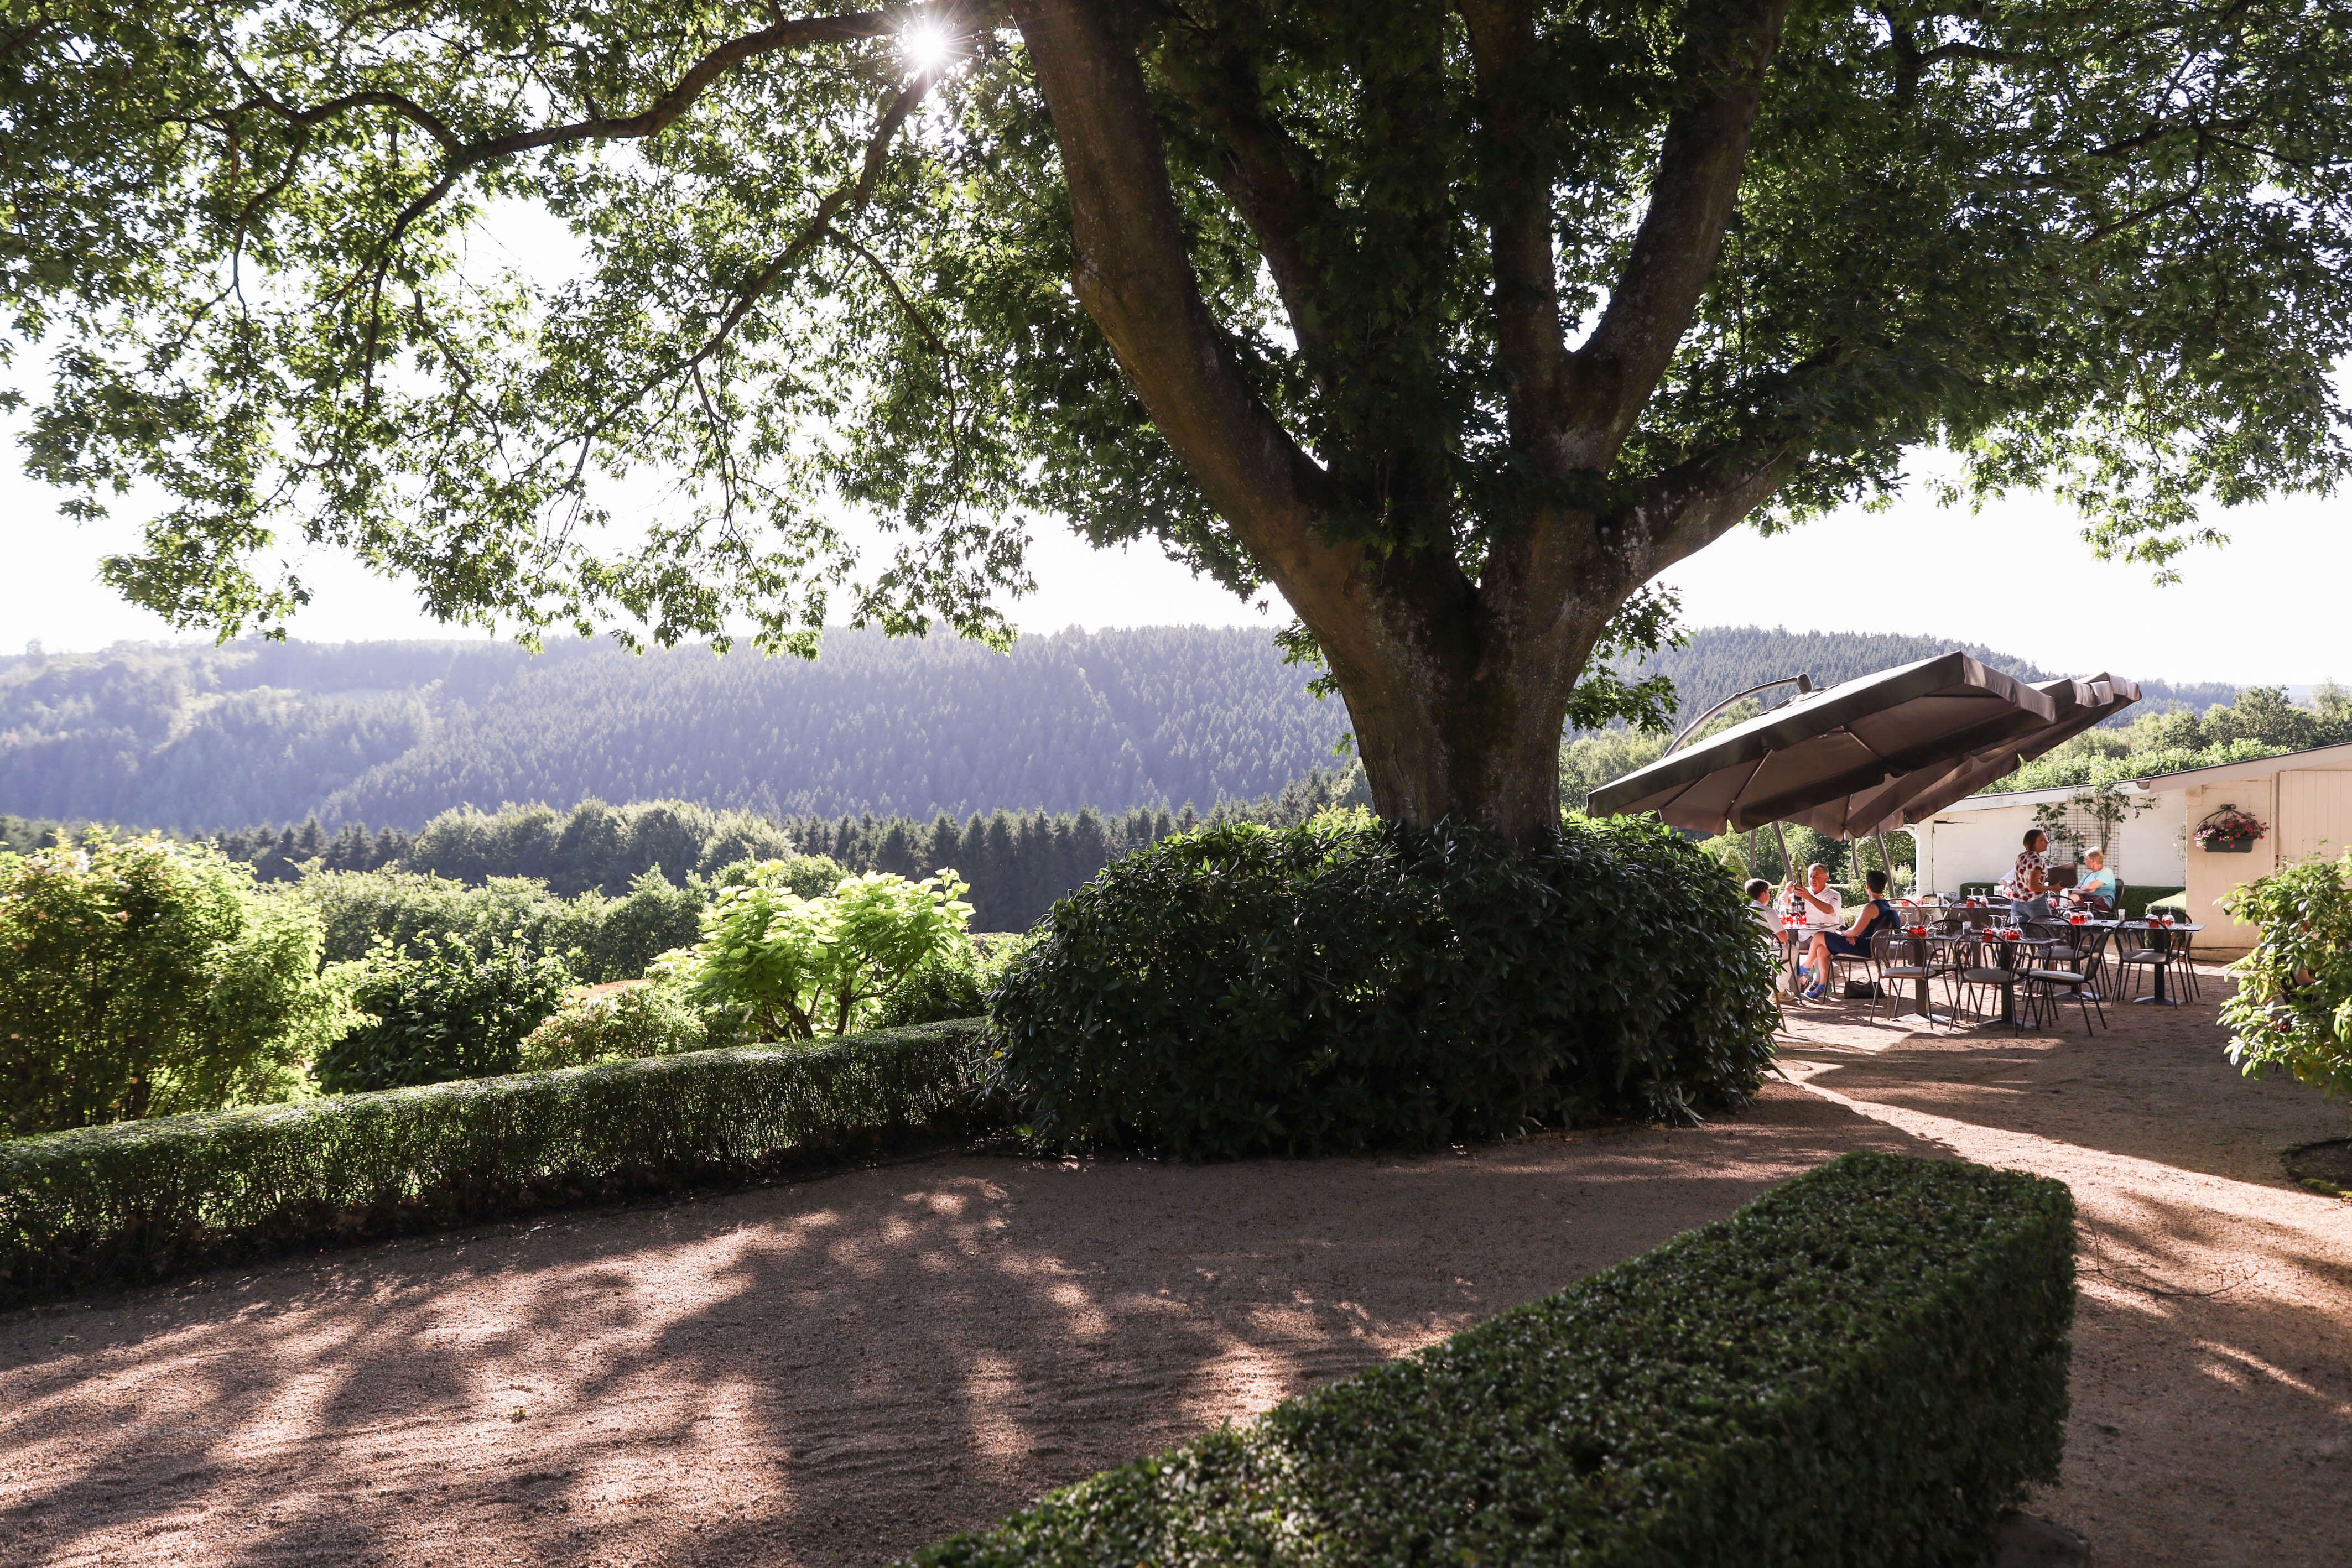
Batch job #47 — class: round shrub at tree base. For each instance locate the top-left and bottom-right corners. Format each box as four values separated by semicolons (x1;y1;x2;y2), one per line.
988;817;1779;1159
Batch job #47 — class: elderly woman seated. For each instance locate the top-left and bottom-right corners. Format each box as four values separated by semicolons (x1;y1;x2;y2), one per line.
1798;869;1896;1001
2074;848;2120;913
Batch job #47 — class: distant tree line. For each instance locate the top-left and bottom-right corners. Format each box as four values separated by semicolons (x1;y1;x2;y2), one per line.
4;771;1373;933
1;626;2250;835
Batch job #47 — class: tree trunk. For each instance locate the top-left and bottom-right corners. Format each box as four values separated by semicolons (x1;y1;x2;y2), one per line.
1011;0;1796;850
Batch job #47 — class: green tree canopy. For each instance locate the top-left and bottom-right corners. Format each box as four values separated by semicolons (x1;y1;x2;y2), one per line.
5;0;2348;840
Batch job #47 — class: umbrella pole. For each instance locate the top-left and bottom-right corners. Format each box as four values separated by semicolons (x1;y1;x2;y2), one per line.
1875;829;1898;894
1771;821;1794;883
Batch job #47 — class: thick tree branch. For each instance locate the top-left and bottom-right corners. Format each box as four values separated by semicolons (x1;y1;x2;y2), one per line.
1567;0;1794;468
1151;39;1341;371
1458;0;1572;473
1608;439;1802;583
1008;0;1355;608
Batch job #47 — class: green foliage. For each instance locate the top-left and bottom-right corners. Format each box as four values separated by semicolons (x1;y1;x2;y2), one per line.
314;936;575;1093
706;853;844;898
990;817;1778;1159
0;836;360;1137
680;867;976;1039
2221;851;2352;1108
9;0;2348;679
2125;886;2187;921
1997;739;2292;794
303;864;704;982
874;933;1035;1030
513;979;715;1071
909;1152;2075;1568
0;1020;992;1303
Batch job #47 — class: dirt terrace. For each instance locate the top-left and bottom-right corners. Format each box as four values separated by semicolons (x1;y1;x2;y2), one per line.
2;970;2347;1568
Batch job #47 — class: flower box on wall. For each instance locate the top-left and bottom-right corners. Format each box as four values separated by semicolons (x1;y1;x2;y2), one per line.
2194;805;2266;856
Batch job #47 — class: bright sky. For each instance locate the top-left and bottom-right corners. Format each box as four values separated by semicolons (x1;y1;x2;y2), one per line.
3;411;2343;688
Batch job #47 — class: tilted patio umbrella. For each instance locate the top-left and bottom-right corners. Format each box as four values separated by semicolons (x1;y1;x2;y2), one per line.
1845;673;2143;831
1586;652;2059;837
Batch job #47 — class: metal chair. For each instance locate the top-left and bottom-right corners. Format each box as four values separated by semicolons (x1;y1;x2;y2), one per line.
2113;924;2177;1006
2171;924;2202;1001
1874;926;1952;1030
1812;923;1882;1001
2023;924;2110;1033
1953;929;2026;1032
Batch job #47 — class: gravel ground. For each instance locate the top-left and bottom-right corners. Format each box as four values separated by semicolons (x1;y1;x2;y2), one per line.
1777;970;2352;1568
2;966;2345;1568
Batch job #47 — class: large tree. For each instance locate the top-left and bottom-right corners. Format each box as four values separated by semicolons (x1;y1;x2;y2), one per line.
4;0;2348;842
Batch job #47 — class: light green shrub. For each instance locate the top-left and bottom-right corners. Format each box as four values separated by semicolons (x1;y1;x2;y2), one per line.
679;864;975;1038
302;864;705;982
0;836;361;1136
514;978;715;1070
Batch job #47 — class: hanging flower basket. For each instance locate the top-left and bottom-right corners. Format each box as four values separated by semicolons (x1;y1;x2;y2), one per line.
2195;805;2266;854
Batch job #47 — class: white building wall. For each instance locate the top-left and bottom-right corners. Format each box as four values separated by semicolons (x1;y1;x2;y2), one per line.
2111;798;2187;888
1913;791;2185;895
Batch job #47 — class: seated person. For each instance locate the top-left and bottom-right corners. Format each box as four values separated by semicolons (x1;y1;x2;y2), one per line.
1784;862;1844;935
1746;877;1779;932
2075;848;2119;912
1800;869;1897;1000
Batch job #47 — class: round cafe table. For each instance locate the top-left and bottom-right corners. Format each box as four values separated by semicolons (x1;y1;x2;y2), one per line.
2120;920;2203;1006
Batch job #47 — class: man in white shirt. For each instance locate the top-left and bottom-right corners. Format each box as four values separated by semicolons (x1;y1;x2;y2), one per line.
1786;863;1844;931
1782;863;1843;991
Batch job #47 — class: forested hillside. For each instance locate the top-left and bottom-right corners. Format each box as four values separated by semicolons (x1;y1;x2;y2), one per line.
0;626;2242;830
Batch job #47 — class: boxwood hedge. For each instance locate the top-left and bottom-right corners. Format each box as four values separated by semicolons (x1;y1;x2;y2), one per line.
909;1152;2075;1568
990;816;1779;1158
0;1018;992;1304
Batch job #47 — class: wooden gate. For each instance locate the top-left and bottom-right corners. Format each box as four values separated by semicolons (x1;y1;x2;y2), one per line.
2277;769;2352;867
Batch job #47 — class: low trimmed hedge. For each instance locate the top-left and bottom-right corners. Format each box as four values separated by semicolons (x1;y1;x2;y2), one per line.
0;1019;994;1304
910;1152;2075;1568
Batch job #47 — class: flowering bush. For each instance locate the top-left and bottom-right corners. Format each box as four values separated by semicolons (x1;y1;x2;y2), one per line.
2221;851;2352;1105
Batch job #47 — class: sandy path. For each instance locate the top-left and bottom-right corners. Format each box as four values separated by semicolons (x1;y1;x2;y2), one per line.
1776;974;2352;1568
0;1086;1911;1568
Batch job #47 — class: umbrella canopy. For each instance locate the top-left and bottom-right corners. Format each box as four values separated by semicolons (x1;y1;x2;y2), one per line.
1587;652;2058;835
1846;673;2142;831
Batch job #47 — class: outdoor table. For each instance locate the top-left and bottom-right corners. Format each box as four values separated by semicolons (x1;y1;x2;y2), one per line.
1971;930;2054;1028
1888;925;1958;1028
2122;920;2204;1006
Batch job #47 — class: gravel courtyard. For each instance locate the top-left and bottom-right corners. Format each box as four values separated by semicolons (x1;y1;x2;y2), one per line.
3;969;2345;1568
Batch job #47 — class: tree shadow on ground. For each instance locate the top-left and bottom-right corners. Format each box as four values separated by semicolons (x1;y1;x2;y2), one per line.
1779;967;2345;1187
0;1085;1918;1568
